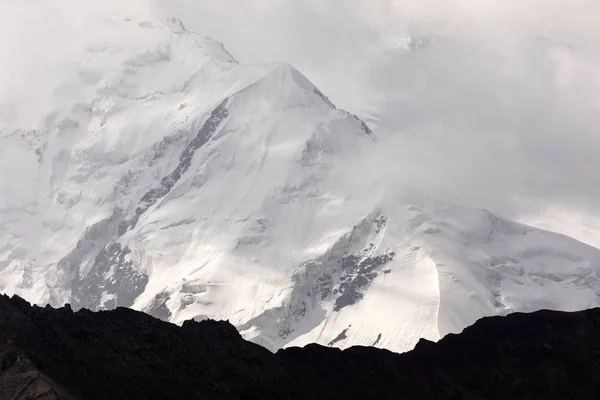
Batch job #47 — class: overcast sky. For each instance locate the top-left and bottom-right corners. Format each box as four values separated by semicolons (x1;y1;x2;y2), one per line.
2;0;600;245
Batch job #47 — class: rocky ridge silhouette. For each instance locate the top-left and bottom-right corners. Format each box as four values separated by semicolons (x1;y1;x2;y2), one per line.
0;294;599;399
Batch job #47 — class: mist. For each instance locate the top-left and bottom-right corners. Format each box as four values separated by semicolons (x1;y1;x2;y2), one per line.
1;0;599;245
160;0;600;245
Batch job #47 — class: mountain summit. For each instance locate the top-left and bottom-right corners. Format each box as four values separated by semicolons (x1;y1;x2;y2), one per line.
1;12;600;353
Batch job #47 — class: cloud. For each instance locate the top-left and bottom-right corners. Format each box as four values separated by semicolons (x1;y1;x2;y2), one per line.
161;0;600;228
363;35;600;217
1;0;599;242
0;0;154;127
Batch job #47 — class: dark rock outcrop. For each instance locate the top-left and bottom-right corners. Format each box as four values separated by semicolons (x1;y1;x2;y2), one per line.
0;294;599;399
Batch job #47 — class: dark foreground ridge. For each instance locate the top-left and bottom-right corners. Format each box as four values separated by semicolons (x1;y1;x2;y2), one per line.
1;295;599;400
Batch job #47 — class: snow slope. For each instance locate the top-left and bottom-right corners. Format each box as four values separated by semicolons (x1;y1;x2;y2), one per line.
238;197;600;351
1;8;600;354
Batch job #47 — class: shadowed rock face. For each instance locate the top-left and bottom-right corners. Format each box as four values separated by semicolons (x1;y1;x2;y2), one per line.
63;100;232;314
73;243;147;310
118;99;230;236
0;295;600;400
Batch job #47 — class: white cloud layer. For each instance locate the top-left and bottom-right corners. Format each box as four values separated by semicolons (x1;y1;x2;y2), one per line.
160;0;600;243
2;0;600;244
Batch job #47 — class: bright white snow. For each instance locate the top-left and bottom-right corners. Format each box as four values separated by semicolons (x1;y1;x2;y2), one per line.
1;2;600;354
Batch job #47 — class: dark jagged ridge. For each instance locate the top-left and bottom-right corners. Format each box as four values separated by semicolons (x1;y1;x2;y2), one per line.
1;295;599;399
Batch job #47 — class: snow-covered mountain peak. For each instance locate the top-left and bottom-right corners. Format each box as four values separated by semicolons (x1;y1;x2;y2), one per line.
0;5;377;327
259;198;600;352
2;3;600;356
163;16;238;64
195;36;239;64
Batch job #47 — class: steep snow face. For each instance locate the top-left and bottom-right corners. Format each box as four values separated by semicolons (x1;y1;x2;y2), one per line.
0;12;277;307
0;12;377;327
2;10;600;354
239;198;600;352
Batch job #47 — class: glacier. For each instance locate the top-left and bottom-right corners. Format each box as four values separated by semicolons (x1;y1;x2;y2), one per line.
1;8;600;354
